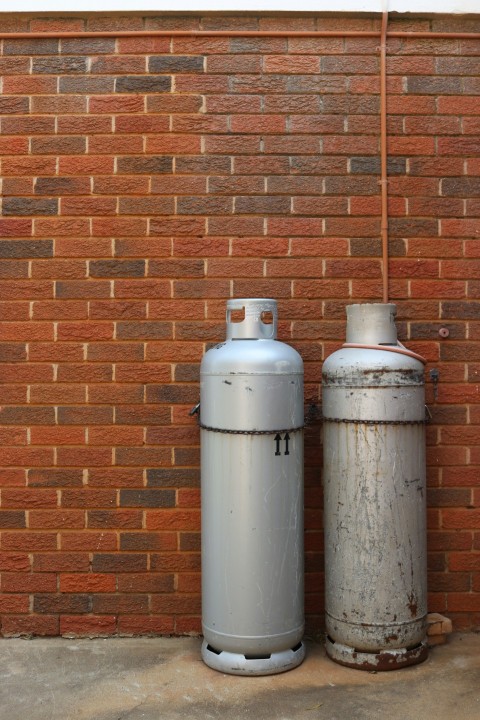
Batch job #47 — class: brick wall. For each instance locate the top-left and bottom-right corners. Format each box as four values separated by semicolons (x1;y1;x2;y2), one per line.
0;12;479;637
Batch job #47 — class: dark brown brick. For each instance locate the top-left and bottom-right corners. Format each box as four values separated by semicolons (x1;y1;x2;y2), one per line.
28;469;84;488
0;407;55;425
407;77;462;94
31;136;86;155
442;301;480;320
442;178;480;197
235;196;291;214
174;364;200;382
92;553;148;573
3;117;55;135
117;156;172;174
116;322;172;340
146;384;199;404
0;511;26;529
389;219;438;237
115;76;172;93
350;238;406;257
0;241;53;262
90;260;146;278
428;488;473;507
0;97;30;115
0;343;27;362
119;489;176;508
119;533;174;551
3;39;59;55
35;177;91;195
411;322;465;340
33;594;91;614
176;196;233;215
429;405;468;425
32;56;88;74
323;95;379;114
118;197;174;215
115;406;171;426
60;76;115;94
179;532;200;551
2;199;58;217
441;343;480;362
88;511;143;529
147;469;199;488
174;156;231;174
325;177;379;195
149;56;204;73
116;573;174;593
56;281;111;299
350;157;407;175
92;594;149;621
92;594;149;614
61;38;116;54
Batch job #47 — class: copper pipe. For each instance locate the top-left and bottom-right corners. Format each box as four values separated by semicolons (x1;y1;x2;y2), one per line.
0;30;479;39
343;343;427;364
380;10;389;304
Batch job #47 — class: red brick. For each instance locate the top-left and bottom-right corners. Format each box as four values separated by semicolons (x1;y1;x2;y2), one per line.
60;615;117;636
59;574;116;593
1;533;57;552
56;447;113;467
117;615;174;634
146;510;200;531
2;614;59;637
59;534;117;552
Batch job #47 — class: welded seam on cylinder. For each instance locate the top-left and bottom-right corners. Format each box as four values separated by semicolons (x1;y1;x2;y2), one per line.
198;423;304;434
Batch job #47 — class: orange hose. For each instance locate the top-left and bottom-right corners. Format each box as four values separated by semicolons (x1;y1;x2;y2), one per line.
343;343;427;364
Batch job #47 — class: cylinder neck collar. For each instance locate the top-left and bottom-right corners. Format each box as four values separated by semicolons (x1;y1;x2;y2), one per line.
346;303;397;345
226;298;278;340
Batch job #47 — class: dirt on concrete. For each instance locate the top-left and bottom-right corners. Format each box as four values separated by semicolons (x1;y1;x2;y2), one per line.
1;633;479;720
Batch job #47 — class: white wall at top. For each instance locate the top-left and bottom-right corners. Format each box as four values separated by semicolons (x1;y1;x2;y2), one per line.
1;0;479;14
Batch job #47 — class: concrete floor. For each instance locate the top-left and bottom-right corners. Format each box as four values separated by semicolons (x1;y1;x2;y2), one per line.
1;633;479;720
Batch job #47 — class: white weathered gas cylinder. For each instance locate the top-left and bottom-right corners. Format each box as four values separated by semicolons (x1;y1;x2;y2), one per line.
322;303;428;670
200;298;305;675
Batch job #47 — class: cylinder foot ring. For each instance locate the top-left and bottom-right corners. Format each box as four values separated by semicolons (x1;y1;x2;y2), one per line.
326;636;428;671
201;639;305;676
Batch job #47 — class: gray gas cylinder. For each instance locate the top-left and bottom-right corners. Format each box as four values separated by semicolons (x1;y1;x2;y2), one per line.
200;298;305;675
322;303;428;670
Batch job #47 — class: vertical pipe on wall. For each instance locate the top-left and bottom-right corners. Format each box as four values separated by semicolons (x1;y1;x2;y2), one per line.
380;9;390;304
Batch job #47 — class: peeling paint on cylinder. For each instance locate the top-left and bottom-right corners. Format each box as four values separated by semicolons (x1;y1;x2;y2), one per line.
322;304;428;670
200;298;305;676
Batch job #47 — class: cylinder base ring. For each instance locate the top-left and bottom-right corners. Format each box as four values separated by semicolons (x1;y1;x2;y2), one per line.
325;636;428;671
201;639;306;676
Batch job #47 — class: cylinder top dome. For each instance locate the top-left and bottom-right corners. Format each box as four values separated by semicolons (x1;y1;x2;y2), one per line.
346;303;398;345
226;298;277;340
